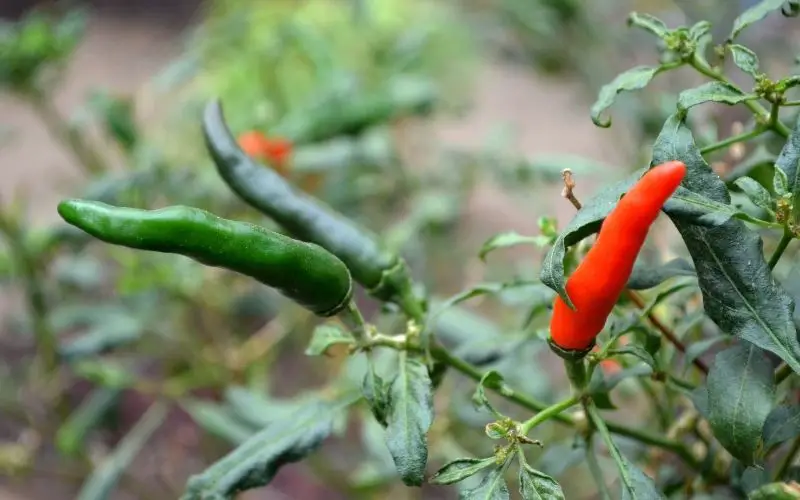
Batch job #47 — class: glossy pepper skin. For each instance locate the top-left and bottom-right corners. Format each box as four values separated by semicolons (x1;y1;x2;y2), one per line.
57;199;353;317
203;99;412;303
549;161;687;351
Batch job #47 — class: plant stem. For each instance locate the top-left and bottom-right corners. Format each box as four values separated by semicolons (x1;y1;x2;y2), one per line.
770;101;782;129
342;300;368;342
424;343;703;470
625;290;709;375
519;395;579;435
776;435;800;480
768;229;793;270
690;56;791;138
563;357;588;392
700;127;766;155
586;434;613;500
23;87;107;175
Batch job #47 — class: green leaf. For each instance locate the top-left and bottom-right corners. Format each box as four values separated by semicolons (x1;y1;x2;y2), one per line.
763;405;800;450
663;186;740;227
518;462;565;500
76;402;167;500
472;370;506;418
540;169;644;307
479;232;547;261
689;20;712;42
684;336;728;372
223;387;311;428
707;343;775;465
618;454;665;500
459;464;511;500
775;166;791;197
180;400;256;445
627;258;696;290
591;66;661;128
305;324;355;356
436;281;537;314
385;354;434;486
749;482;800;499
609;345;658;369
56;387;122;457
729;44;761;78
730;0;787;40
677;82;757;112
627;12;669;38
735;177;774;213
776;113;800;193
654;113;800;374
182;395;356;499
430;457;497;485
363;358;390;427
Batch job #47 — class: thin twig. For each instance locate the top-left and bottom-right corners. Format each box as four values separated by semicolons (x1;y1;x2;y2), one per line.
561;169;582;210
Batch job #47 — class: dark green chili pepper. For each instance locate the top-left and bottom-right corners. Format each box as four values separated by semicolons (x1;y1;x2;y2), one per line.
202;99;415;306
57;199;353;317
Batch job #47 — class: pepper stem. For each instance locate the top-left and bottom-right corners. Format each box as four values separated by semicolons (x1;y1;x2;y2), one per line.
563;357;588;393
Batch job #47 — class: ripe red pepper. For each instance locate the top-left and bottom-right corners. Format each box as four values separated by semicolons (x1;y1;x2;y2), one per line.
237;131;293;177
549;161;687;351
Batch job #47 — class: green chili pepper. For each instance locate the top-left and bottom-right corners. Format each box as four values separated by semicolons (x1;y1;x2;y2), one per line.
57;199;353;317
202;99;416;306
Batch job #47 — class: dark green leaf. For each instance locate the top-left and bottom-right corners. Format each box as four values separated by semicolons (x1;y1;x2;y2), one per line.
609;345;657;369
77;402;167;500
430;457;496;485
684;336;728;372
479;232;546;261
729;44;761;78
627;12;669;38
707;343;775;465
363;359;390;427
663;186;739;227
540;169;644;307
741;466;770;493
472;370;506;418
180;400;256;445
654;113;800;374
459;464;511;500
735;177;774;212
776;113;800;210
776;166;791;197
618;454;664;500
730;0;787;40
305;324;355;356
519;462;565;500
385;354;434;486
627;258;696;290
763;405;800;450
677;82;757;112
182;395;356;499
591;66;661;127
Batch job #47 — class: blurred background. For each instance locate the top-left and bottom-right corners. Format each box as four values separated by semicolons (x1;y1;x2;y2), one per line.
0;0;798;499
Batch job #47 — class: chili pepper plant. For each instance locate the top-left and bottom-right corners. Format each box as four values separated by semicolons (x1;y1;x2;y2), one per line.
8;1;800;499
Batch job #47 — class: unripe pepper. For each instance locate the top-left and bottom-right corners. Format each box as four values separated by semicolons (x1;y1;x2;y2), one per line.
57;199;353;317
203;100;416;306
549;161;687;351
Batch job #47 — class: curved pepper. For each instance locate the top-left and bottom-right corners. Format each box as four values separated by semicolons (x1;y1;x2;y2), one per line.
57;199;353;317
203;99;414;304
549;161;687;351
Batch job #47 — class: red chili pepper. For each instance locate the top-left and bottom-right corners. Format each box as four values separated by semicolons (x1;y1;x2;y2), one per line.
237;131;293;177
549;161;687;351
